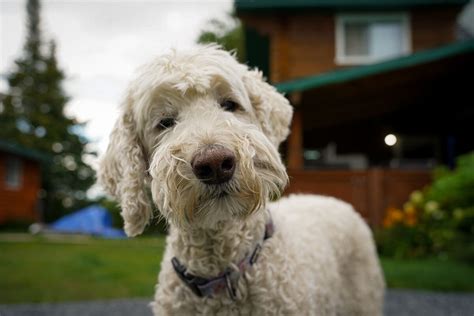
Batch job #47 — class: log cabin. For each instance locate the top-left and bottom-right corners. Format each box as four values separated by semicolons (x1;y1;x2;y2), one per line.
236;0;474;225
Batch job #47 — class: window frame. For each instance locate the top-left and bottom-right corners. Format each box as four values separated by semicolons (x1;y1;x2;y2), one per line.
5;156;23;190
335;13;412;65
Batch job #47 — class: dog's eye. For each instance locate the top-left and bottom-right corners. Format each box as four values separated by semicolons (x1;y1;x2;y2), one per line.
157;118;175;129
220;100;239;112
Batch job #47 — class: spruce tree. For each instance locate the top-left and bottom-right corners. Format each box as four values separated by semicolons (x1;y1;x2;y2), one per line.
0;0;95;221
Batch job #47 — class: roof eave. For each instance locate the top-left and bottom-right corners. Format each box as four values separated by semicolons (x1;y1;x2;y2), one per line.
0;140;51;163
275;40;474;94
235;0;469;12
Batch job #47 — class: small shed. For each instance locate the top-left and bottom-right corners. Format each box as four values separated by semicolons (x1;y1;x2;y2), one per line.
0;140;48;224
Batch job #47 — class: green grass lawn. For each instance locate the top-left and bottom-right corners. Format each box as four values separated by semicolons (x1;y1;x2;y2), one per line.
1;234;473;304
0;235;166;304
381;257;474;292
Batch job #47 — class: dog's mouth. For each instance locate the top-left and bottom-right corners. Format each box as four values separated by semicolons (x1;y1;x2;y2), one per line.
197;184;233;202
206;184;244;200
216;191;228;199
209;189;229;200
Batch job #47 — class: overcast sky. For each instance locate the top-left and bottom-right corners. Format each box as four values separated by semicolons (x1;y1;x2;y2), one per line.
0;0;233;165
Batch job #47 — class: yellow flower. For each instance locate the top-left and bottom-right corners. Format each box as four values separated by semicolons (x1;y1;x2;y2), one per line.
390;209;404;222
410;190;423;204
403;202;416;215
425;201;439;214
383;207;404;228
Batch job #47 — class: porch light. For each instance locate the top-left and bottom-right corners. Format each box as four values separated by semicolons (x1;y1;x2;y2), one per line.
384;134;397;146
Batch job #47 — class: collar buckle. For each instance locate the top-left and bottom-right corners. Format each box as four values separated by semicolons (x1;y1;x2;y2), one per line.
224;269;240;300
249;244;262;265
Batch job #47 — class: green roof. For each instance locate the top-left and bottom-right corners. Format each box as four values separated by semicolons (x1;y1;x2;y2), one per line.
275;40;474;93
0;139;50;163
236;0;468;11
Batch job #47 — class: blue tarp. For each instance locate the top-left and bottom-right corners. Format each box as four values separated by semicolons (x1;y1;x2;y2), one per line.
50;205;126;238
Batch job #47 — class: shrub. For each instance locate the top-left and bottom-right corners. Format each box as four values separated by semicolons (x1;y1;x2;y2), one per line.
377;152;474;263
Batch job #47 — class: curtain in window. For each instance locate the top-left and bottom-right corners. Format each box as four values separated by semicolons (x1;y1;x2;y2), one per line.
344;22;369;56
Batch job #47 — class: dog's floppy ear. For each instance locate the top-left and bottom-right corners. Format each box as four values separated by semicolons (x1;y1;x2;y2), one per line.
98;97;152;237
243;69;293;146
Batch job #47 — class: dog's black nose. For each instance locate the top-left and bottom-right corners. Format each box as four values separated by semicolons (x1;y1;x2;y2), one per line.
191;145;236;185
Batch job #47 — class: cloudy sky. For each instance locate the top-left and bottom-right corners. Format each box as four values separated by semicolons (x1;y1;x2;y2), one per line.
0;0;232;164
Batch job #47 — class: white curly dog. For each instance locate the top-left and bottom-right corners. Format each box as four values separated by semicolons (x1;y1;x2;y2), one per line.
99;46;385;315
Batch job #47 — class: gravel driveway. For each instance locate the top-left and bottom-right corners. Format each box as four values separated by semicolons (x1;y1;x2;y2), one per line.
1;290;473;316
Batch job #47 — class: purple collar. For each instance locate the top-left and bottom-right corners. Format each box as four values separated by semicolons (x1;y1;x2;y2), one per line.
171;217;274;300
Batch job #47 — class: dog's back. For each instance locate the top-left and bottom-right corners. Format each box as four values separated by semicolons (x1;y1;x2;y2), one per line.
269;194;385;315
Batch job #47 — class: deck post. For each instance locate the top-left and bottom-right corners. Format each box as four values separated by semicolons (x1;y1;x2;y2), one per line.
287;92;304;170
368;168;385;227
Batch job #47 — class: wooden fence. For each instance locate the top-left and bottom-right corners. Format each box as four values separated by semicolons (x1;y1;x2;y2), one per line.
286;168;432;227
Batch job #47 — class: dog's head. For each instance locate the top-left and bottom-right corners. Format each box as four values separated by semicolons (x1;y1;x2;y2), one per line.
99;46;293;236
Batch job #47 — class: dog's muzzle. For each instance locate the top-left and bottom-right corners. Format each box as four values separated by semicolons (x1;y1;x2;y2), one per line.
191;145;236;185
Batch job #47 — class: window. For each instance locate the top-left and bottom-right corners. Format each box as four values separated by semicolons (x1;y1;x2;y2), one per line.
336;13;411;65
5;157;23;189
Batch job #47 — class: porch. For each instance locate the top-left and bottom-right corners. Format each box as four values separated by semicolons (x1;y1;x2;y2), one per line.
278;41;474;226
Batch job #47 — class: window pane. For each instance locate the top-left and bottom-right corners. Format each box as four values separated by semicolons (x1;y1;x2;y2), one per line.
344;22;369;56
369;22;403;59
5;157;22;189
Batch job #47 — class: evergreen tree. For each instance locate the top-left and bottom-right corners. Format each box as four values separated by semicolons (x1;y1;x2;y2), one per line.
0;0;95;221
197;12;245;62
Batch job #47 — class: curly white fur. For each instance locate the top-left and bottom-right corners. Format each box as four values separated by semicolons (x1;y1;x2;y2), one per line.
99;46;385;315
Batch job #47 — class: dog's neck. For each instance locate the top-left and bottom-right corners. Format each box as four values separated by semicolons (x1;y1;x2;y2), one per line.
169;208;269;278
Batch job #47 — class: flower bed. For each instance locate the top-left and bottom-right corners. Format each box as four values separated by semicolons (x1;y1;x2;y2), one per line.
377;152;474;263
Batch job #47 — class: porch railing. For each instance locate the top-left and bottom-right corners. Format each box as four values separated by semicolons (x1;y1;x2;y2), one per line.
286;168;432;227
